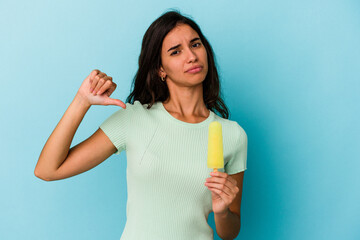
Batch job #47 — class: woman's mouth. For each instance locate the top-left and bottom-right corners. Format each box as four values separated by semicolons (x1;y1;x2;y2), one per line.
186;66;202;73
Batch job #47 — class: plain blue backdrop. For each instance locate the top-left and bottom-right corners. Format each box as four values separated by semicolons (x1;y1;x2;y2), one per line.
0;0;359;239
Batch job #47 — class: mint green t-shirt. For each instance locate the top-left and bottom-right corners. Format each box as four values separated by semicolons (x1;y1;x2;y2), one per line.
99;100;247;240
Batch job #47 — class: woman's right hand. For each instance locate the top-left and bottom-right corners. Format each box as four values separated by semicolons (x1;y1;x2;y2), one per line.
76;69;126;108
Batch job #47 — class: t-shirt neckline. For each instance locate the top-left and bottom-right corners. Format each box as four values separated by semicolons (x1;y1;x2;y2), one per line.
157;101;214;127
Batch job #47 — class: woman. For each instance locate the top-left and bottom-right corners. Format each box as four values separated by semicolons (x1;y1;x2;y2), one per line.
35;10;247;240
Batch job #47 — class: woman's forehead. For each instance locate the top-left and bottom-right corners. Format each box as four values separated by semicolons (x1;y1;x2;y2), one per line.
163;24;200;47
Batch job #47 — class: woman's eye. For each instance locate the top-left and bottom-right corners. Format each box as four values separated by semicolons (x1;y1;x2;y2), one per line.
171;50;180;56
170;43;201;56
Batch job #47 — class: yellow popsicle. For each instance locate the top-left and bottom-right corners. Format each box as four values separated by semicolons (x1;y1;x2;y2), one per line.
207;121;224;172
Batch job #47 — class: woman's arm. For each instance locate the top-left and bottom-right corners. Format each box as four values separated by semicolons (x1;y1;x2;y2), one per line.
34;69;125;181
34;94;113;181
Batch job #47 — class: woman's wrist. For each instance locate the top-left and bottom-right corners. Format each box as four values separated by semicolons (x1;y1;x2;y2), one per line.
74;93;91;109
214;208;231;218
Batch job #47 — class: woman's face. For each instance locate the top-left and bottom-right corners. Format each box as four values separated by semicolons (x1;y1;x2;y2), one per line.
159;24;208;87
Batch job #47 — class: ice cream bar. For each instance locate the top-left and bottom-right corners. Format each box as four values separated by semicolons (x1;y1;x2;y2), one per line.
207;121;224;172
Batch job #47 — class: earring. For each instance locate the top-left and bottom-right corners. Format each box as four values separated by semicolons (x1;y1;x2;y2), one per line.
161;76;165;82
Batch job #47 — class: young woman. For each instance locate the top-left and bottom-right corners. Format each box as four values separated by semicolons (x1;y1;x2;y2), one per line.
35;10;247;240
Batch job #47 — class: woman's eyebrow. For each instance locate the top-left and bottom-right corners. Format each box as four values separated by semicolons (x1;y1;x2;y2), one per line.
167;37;201;52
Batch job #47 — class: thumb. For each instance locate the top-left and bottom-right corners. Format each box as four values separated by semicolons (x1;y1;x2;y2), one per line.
104;98;127;108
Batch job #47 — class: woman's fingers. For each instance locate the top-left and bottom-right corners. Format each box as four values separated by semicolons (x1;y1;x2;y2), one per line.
92;75;111;95
96;77;114;95
88;69;100;84
102;82;117;97
78;69;125;108
90;72;106;93
90;73;106;93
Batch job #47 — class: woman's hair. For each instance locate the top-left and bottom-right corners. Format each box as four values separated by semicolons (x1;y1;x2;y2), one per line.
125;10;230;119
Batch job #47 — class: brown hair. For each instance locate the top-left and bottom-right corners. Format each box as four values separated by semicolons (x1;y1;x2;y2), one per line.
125;10;230;119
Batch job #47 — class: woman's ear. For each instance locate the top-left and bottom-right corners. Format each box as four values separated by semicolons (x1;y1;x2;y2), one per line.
158;66;166;78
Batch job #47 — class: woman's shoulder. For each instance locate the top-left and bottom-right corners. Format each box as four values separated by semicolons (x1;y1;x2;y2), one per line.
213;113;247;138
124;100;161;121
131;100;155;108
107;100;146;119
120;100;150;111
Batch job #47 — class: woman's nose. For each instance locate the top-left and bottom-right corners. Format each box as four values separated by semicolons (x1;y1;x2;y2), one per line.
186;48;197;63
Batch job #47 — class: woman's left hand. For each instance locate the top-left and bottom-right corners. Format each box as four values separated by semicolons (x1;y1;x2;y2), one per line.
205;171;239;215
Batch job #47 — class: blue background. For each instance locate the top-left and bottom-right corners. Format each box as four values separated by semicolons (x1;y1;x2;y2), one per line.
1;0;359;239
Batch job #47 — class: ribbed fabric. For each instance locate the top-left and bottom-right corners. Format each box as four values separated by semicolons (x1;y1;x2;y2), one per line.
99;100;247;240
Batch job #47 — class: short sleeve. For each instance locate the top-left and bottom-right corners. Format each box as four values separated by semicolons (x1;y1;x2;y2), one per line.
224;124;248;174
99;103;131;155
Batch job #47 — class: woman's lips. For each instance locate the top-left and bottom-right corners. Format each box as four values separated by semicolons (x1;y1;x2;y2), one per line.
186;67;202;73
